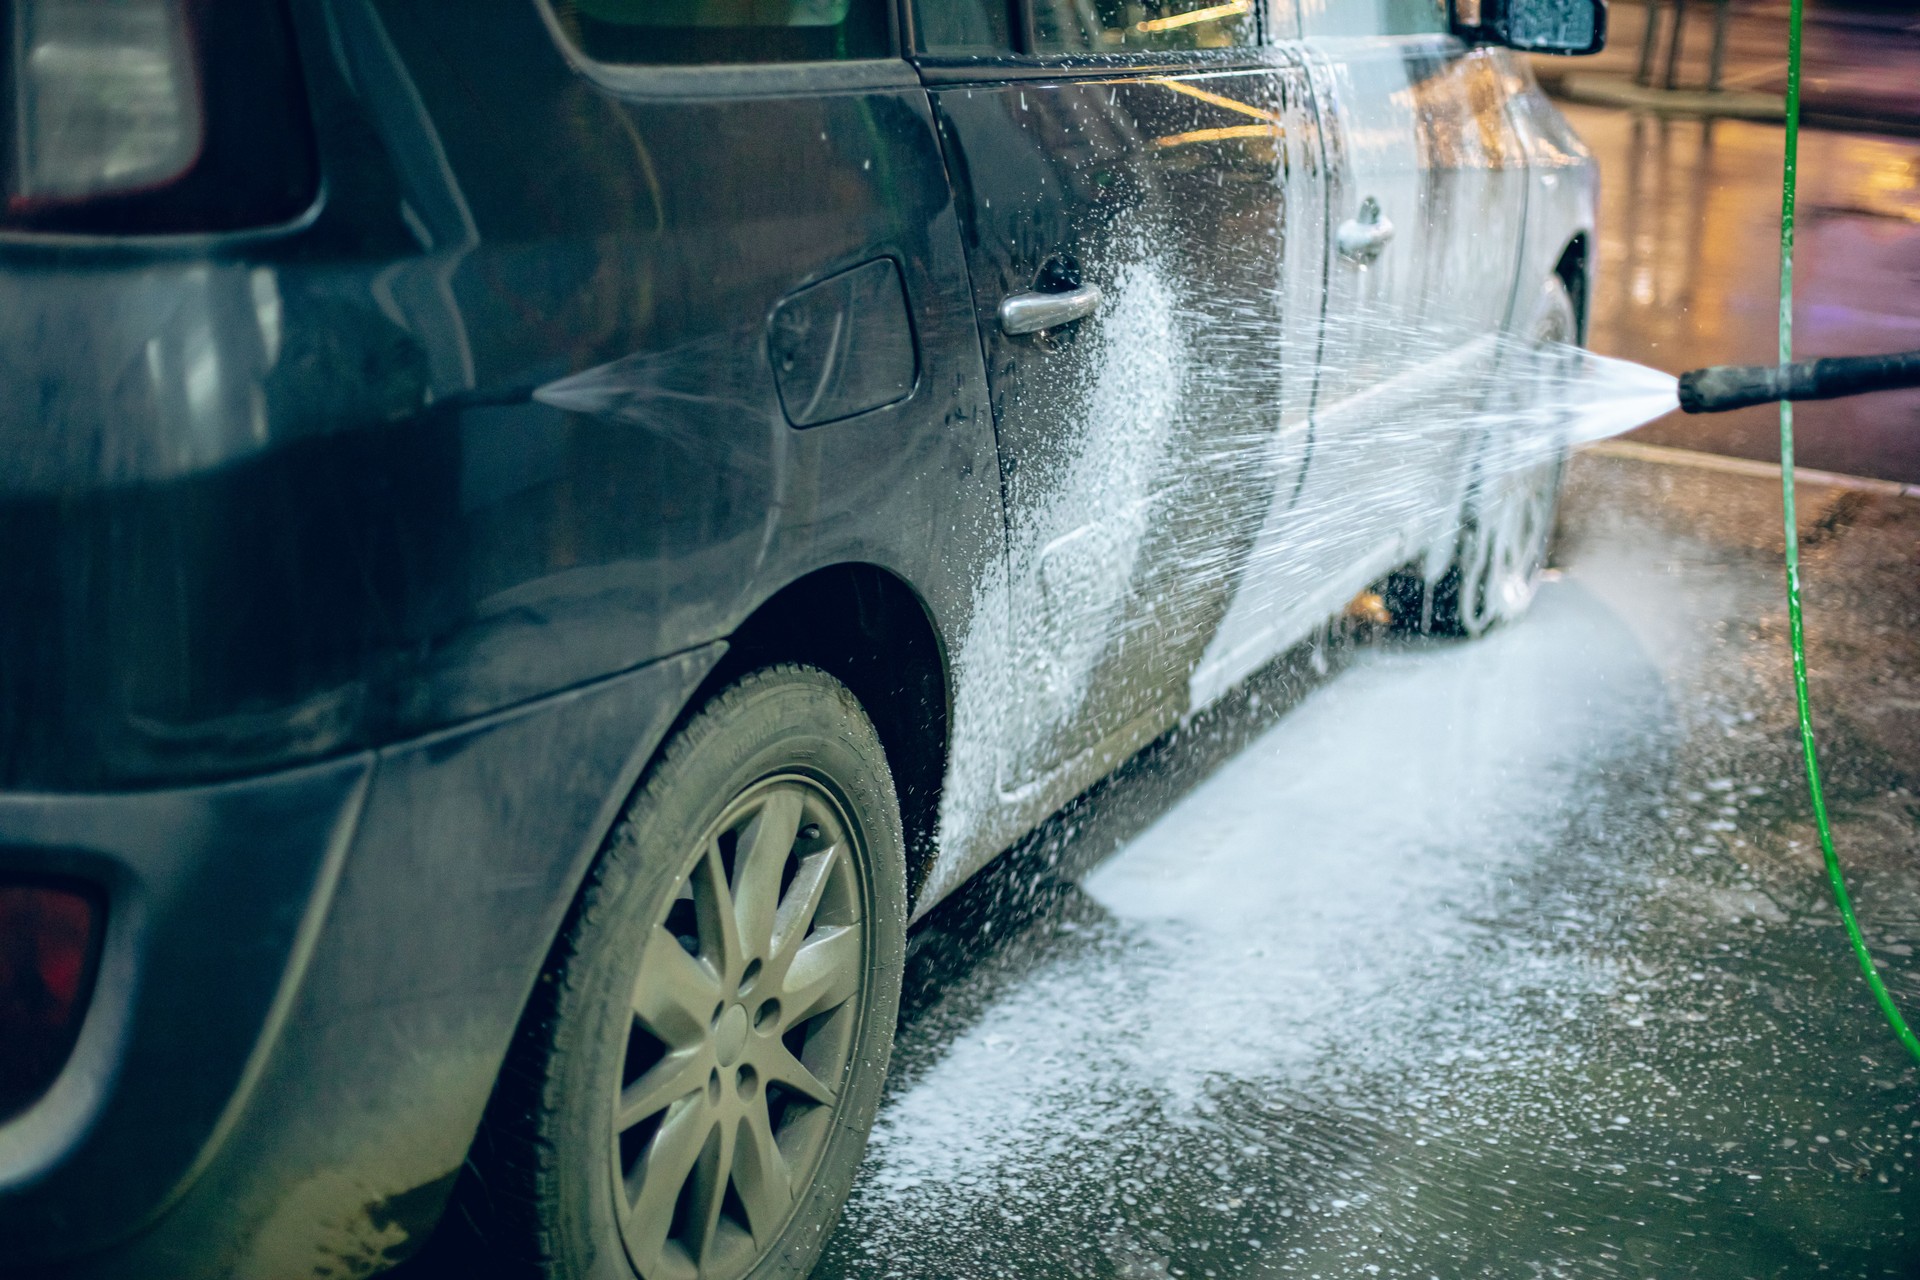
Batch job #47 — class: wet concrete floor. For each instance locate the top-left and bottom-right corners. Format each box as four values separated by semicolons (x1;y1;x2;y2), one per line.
812;448;1920;1280
1568;101;1920;484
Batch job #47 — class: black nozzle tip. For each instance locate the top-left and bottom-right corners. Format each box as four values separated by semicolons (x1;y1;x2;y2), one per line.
1677;370;1709;414
1676;362;1783;414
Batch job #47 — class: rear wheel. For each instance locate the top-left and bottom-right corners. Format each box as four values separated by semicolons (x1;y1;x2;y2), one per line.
465;665;906;1280
1427;275;1578;637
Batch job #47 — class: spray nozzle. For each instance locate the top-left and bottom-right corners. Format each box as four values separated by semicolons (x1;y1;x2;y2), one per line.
1679;349;1920;413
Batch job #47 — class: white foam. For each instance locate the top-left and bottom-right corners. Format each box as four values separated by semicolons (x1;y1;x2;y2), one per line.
853;578;1661;1239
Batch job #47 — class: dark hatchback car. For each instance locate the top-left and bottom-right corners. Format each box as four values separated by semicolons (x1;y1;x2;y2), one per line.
0;0;1602;1276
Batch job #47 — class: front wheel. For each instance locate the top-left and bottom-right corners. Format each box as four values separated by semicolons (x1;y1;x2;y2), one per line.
1426;275;1578;637
461;665;907;1280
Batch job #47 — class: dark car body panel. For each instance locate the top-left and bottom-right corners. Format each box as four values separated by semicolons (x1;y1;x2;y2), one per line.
0;752;372;1259
0;0;1000;1268
0;0;999;794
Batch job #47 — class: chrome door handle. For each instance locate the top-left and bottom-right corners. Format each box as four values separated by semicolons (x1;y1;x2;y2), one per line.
999;284;1102;335
1336;196;1395;265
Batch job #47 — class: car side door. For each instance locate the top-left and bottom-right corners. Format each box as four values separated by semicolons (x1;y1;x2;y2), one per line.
911;0;1330;855
1288;0;1531;609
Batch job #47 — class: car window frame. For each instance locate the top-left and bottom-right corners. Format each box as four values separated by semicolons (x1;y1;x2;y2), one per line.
902;0;1275;81
1021;0;1268;58
534;0;918;100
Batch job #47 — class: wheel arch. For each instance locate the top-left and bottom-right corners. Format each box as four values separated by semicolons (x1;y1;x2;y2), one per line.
692;563;951;903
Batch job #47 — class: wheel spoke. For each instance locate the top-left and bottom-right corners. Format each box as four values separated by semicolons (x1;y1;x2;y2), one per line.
624;1095;714;1270
769;847;837;967
686;1113;737;1267
733;789;804;966
690;843;744;982
731;1103;793;1245
617;1045;710;1132
780;924;860;1026
634;925;724;1046
761;1038;836;1106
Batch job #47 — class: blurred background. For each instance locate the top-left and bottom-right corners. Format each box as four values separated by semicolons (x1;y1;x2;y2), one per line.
1534;0;1920;482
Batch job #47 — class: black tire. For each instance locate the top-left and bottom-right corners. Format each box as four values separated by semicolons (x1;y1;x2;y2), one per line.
1425;275;1578;637
458;665;906;1280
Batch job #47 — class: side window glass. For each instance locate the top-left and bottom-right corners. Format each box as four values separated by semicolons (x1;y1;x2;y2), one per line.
914;0;1013;54
551;0;891;65
1297;0;1446;36
1378;0;1447;33
1030;0;1259;52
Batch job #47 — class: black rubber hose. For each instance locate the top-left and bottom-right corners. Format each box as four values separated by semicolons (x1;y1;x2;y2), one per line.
1679;349;1920;413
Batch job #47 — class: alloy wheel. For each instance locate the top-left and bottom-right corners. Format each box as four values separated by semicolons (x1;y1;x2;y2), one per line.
1453;284;1577;636
1454;457;1560;636
612;776;866;1280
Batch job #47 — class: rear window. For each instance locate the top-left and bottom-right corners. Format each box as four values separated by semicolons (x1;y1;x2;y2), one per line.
550;0;891;65
1030;0;1259;53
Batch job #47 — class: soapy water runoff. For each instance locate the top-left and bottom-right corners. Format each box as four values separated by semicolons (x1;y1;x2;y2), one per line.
803;261;1920;1273
811;452;1920;1280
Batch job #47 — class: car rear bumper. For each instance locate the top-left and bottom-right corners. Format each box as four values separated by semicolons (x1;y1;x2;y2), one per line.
0;751;373;1265
0;642;720;1277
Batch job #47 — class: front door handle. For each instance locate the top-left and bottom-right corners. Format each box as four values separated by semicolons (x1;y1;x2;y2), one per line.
999;284;1103;335
1336;196;1395;265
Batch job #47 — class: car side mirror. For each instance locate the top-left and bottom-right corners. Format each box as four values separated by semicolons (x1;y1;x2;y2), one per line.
1451;0;1608;54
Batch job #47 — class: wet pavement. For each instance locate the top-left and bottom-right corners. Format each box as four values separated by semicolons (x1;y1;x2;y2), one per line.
1565;101;1920;485
809;448;1920;1280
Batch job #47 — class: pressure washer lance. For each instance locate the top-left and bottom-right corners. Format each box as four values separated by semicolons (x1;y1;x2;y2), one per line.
1679;348;1920;413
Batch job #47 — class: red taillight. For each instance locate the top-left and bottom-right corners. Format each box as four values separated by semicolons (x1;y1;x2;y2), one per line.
0;881;102;1121
1;0;317;235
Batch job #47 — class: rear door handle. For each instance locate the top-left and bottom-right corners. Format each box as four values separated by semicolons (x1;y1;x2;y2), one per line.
1336;196;1395;265
999;284;1102;335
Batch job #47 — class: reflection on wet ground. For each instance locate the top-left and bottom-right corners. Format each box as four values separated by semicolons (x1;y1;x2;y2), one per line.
814;450;1920;1279
1570;102;1920;483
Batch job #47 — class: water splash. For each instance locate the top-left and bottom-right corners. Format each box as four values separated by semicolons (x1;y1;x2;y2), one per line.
924;276;1682;908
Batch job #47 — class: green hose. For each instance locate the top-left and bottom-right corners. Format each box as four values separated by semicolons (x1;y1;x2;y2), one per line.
1775;0;1920;1065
